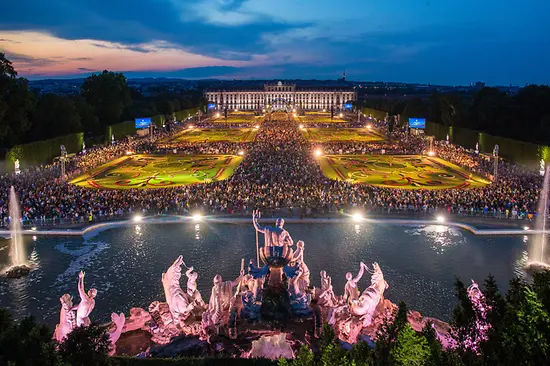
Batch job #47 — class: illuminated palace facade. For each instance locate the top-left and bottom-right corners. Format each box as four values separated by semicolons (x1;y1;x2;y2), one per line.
204;81;356;111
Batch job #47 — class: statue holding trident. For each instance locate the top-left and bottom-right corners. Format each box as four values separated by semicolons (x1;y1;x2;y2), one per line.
252;210;293;248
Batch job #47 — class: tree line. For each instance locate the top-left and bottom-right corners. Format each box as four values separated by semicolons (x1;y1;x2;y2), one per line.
0;53;204;152
362;85;550;145
1;270;549;365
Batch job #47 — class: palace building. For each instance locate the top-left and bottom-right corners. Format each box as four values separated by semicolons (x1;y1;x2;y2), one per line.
204;81;356;111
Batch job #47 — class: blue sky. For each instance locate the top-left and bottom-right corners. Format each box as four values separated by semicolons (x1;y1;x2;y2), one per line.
0;0;548;84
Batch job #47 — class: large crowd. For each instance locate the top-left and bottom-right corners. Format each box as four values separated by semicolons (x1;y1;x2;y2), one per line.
0;111;545;227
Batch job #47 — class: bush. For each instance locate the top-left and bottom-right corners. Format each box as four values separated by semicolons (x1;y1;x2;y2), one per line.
5;132;84;170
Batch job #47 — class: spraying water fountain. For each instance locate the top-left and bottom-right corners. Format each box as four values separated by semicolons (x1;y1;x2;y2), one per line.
526;165;550;272
5;186;31;278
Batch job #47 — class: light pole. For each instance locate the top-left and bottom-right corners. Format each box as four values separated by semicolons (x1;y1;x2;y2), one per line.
493;144;499;181
60;145;67;178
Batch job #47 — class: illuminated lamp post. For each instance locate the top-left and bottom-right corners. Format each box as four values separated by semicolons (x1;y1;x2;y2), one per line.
493;144;499;181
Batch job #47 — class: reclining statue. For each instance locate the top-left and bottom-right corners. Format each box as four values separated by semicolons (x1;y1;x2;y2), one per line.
53;294;77;343
348;262;388;326
162;256;195;325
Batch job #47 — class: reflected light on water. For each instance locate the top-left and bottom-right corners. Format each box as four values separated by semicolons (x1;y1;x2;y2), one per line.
406;225;464;255
354;224;361;234
195;224;201;240
135;225;141;234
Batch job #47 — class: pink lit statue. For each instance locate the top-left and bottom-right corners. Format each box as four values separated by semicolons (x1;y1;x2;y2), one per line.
107;312;126;355
53;294;77;342
73;271;97;327
162;256;195;325
348;262;389;326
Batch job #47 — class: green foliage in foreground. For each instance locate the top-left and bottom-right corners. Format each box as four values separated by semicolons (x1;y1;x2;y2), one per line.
1;270;550;366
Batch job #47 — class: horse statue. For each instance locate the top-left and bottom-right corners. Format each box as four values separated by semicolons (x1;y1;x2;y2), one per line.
107;312;126;355
53;294;77;343
162;256;195;325
349;262;388;326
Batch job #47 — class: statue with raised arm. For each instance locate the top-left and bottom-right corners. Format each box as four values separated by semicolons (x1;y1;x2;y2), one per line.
53;294;77;342
344;262;367;304
252;210;293;247
73;271;97;327
161;256;194;325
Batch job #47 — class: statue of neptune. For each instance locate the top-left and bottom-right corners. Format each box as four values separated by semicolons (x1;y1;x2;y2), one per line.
252;210;293;247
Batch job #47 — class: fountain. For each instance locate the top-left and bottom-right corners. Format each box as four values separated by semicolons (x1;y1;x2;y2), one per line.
527;165;550;272
5;186;31;278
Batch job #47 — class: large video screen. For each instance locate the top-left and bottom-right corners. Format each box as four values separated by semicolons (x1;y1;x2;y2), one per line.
135;117;152;129
408;118;426;129
207;103;216;110
344;103;353;110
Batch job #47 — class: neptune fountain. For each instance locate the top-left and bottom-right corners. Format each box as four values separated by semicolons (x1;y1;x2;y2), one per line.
51;214;464;359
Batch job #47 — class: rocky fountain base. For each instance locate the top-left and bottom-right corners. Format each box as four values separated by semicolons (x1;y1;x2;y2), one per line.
525;261;550;275
6;265;31;279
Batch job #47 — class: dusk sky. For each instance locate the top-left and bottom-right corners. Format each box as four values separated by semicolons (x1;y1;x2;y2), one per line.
1;0;549;85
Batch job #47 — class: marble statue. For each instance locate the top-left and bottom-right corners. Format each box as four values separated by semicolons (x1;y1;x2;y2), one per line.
73;271;97;327
291;240;310;287
53;294;77;342
14;159;20;175
107;312;126;355
185;264;206;308
344;262;368;304
162;256;195;324
253;210;293;247
349;262;388;326
318;270;338;307
287;264;312;315
204;271;244;327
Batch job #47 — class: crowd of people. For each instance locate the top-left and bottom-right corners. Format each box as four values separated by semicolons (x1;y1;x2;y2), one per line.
0;111;545;227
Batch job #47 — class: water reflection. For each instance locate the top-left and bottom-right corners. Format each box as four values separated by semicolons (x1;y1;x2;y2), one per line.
0;224;526;327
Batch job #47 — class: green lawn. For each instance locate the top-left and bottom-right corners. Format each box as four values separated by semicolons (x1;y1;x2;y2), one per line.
301;128;385;142
70;154;243;189
317;154;490;189
163;128;258;143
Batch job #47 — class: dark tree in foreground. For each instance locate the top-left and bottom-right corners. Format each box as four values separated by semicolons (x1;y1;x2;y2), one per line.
58;324;112;366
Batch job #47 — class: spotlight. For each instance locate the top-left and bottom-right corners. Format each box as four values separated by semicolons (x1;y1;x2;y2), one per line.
188;125;194;129
524;226;530;231
366;124;372;129
314;149;323;157
352;212;363;222
31;226;37;231
192;213;203;222
216;113;220;118
133;215;143;223
436;215;445;223
427;151;435;157
299;124;304;129
126;150;134;155
339;113;343;118
238;150;244;156
254;125;260;129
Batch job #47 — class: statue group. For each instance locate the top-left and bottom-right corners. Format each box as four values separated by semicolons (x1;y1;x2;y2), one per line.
53;271;125;355
54;214;465;355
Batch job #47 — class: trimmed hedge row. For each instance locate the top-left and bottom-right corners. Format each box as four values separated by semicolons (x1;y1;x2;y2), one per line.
105;120;137;143
115;357;276;366
174;107;199;121
104;108;200;143
5;133;84;171
361;107;387;121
